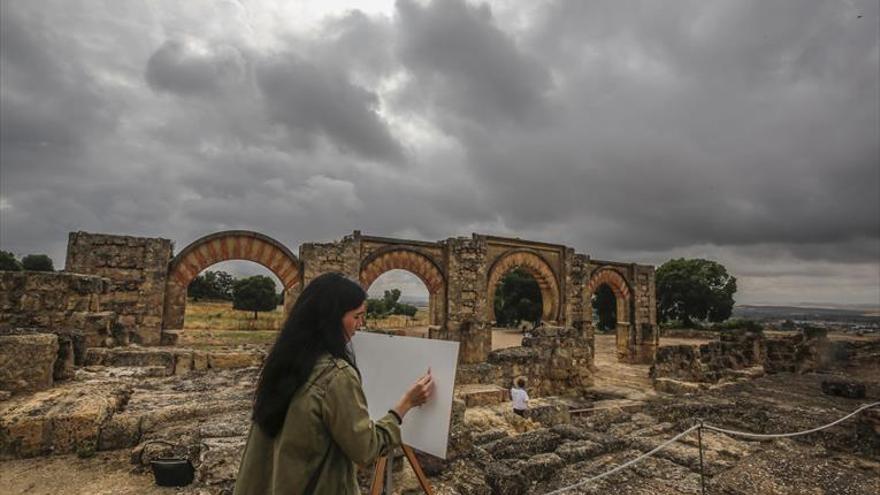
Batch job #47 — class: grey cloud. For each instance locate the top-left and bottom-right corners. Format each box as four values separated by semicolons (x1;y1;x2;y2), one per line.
256;54;405;164
145;39;248;96
394;0;551;125
0;0;877;306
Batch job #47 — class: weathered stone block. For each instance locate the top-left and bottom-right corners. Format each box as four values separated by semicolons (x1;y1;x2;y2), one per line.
524;398;571;427
513;452;564;482
455;384;508;407
0;382;131;458
473;428;509;445
485;462;528;495
0;334;58;393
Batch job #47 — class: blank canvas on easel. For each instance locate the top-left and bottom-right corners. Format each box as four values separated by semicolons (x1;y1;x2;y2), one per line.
351;332;460;459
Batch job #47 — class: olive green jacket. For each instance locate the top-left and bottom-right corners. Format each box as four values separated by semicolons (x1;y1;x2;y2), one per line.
233;354;402;495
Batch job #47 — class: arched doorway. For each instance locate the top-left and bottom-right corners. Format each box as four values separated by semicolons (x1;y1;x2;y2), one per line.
585;268;632;362
592;283;617;333
486;250;560;324
163;231;300;330
363;269;431;337
491;267;544;350
183;260;286;333
359;248;446;329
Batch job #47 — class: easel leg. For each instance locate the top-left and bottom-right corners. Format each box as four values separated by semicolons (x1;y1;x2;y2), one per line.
402;445;434;495
369;456;387;495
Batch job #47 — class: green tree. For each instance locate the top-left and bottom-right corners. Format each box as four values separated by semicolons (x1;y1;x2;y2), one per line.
188;270;234;301
366;288;418;318
0;251;22;271
656;258;737;327
493;268;542;328
233;275;278;319
22;254;54;271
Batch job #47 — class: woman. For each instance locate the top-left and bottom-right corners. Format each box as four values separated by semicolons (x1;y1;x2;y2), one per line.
510;377;529;417
233;272;434;494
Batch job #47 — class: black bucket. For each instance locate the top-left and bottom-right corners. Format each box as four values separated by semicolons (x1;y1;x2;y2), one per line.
143;440;203;487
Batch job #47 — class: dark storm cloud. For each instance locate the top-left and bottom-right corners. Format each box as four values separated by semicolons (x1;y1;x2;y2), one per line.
256;54;405;164
394;0;551;125
0;0;877;305
400;0;879;264
145;39;248;96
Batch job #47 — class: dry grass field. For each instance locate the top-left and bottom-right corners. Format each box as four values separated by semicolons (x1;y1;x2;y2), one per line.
178;301;432;348
178;300;283;349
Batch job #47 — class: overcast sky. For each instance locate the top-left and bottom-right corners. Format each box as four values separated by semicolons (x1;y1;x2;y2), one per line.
1;0;878;306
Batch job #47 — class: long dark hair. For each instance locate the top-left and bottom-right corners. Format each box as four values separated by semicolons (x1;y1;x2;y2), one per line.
252;272;366;438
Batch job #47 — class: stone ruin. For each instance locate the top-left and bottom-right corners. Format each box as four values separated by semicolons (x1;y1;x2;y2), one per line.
649;326;880;394
1;231;878;494
1;229;659;400
1;229;656;452
457;325;594;399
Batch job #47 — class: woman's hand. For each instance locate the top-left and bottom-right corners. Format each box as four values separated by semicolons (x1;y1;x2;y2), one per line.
393;368;435;420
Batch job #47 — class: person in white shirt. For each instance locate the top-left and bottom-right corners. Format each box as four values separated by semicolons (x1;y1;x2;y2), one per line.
510;378;529;417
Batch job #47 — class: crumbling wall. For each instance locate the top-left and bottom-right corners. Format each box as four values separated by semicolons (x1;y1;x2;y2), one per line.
65;232;173;345
764;328;833;374
0;271;117;348
651;328;832;387
461;326;593;396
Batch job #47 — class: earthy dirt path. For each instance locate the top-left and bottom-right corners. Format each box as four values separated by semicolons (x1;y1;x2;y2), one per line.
1;449;178;495
590;334;711;403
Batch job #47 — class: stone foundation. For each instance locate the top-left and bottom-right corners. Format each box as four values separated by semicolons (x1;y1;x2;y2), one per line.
84;347;265;376
650;328;834;388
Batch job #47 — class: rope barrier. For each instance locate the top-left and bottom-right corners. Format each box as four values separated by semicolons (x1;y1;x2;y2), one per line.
701;401;880;439
542;401;879;494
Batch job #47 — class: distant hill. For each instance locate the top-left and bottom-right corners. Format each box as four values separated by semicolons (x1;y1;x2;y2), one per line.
733;304;879;323
398;295;429;308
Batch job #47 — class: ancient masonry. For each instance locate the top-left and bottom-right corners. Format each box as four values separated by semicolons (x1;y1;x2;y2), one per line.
2;230;659;365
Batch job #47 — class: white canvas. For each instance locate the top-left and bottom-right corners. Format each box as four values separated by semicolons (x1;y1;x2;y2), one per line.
350;332;460;459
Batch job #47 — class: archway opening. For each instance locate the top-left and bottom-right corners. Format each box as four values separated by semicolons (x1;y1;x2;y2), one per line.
364;269;431;337
492;268;543;350
182;260;285;346
592;283;617;333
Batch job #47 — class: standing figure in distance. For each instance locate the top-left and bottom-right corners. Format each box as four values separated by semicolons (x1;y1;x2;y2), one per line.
511;377;529;417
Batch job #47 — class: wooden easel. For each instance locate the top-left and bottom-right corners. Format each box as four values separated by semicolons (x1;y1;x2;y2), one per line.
369;444;433;495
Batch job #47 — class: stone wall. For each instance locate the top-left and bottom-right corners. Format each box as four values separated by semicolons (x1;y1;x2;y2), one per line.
65;232;173;345
49;229;657;366
651;328;830;387
443;237;490;362
458;326;593;396
0;271;117;348
563;252;592;346
299;234;361;285
764;328;833;374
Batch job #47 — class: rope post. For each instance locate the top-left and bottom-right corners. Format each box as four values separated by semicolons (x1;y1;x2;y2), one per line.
697;419;706;495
